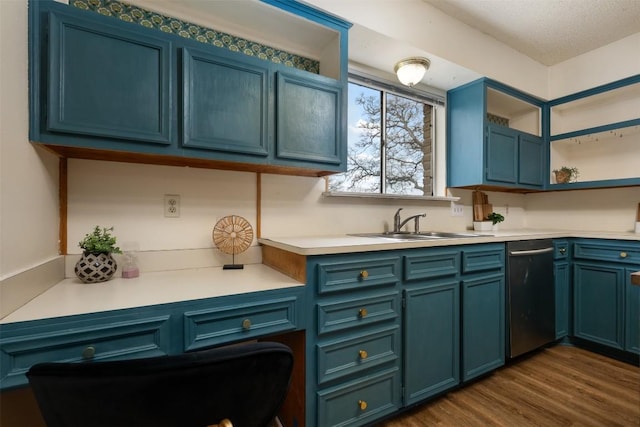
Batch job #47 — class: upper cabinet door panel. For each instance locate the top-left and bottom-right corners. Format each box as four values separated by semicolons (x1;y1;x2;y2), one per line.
181;48;269;157
47;12;172;145
518;133;544;186
485;125;518;184
275;71;343;166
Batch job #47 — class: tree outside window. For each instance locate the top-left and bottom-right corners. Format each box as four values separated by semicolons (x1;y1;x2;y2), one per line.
329;81;434;196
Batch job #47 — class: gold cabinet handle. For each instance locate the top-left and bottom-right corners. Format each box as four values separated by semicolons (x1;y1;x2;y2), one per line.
359;350;368;360
559;247;566;254
359;270;369;279
358;400;368;411
358;308;368;318
242;318;252;330
82;346;96;360
620;252;628;258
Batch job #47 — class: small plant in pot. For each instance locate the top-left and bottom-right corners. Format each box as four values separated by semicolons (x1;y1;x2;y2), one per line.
486;212;505;230
75;226;122;283
553;166;579;184
474;212;504;231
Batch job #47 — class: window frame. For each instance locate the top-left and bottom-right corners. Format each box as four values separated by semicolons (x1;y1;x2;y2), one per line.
329;72;444;198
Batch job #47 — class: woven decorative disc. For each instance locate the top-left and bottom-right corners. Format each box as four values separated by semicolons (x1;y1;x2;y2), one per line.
212;215;254;255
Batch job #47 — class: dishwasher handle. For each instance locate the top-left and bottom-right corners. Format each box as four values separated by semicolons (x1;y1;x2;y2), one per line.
509;247;554;256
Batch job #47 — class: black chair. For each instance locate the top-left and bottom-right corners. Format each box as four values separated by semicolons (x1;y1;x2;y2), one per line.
26;341;293;427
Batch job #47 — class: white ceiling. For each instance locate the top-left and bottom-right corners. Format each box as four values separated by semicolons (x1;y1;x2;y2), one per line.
421;0;640;66
125;0;640;92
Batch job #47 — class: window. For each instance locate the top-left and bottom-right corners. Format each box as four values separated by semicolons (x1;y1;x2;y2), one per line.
329;77;436;196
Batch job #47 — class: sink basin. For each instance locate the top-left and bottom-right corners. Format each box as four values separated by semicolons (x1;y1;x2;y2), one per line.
349;231;489;240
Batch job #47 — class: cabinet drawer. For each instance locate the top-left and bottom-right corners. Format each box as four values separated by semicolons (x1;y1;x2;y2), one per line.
316;256;400;295
0;315;171;389
183;296;298;351
574;240;640;265
404;249;460;281
554;240;569;260
317;292;399;336
317;326;400;384
317;368;401;427
461;244;504;274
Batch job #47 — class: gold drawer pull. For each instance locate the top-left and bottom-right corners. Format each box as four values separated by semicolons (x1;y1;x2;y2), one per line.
359;270;369;279
359;350;368;360
242;318;252;330
620;252;628;258
559;248;566;254
82;346;96;360
358;308;368;318
358;400;368;411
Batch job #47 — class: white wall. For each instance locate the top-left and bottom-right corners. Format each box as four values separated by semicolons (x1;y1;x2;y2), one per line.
525;187;640;233
0;0;60;280
1;0;638;283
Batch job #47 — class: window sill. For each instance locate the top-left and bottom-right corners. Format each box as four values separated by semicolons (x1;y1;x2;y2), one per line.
322;191;460;202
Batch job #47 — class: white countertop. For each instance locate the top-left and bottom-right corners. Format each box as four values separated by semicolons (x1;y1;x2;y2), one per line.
1;264;303;325
258;229;640;255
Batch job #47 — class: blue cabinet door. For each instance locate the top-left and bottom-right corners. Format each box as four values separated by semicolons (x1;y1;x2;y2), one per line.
275;71;344;170
47;11;172;146
403;282;460;405
518;133;544;186
573;262;624;350
554;261;570;339
625;268;640;355
181;47;269;157
462;273;505;381
485;125;518;184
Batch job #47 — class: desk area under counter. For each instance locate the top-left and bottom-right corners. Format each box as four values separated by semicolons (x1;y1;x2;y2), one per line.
0;264;305;378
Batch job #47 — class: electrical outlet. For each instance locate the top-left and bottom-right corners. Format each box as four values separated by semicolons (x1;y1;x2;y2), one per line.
164;194;180;218
451;202;464;217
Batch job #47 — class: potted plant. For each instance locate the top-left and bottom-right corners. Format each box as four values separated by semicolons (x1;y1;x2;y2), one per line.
474;212;505;231
74;226;122;283
553;166;579;184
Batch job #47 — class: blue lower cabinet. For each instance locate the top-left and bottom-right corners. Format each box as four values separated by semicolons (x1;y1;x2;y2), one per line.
571;239;640;354
183;295;300;351
317;368;401;427
403;281;460;405
316;326;400;385
554;261;570;339
0;313;172;390
462;272;505;381
625;268;640;354
573;262;625;350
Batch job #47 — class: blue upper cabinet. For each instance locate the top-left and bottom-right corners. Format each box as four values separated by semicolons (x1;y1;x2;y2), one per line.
548;75;640;190
29;0;351;176
35;7;174;154
447;78;545;191
274;70;344;169
181;47;269;158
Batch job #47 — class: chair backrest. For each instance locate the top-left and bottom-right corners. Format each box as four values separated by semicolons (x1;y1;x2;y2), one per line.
27;341;293;427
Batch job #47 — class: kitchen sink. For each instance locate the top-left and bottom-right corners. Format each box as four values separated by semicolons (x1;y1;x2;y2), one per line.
349;231;489;240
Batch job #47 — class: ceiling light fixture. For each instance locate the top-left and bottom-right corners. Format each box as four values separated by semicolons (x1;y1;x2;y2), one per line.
394;57;431;87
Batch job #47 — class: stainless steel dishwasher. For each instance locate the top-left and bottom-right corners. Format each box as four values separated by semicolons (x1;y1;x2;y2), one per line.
506;239;555;358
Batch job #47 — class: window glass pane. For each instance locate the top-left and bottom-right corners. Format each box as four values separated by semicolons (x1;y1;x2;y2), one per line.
385;93;432;196
329;83;381;192
328;80;434;196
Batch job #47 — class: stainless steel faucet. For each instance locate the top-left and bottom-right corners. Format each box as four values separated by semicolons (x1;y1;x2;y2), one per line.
393;208;427;233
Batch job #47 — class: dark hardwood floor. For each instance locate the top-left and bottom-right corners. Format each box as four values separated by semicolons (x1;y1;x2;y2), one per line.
379;345;640;426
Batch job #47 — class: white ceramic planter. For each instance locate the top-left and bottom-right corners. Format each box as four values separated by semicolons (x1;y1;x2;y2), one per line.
473;221;493;231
